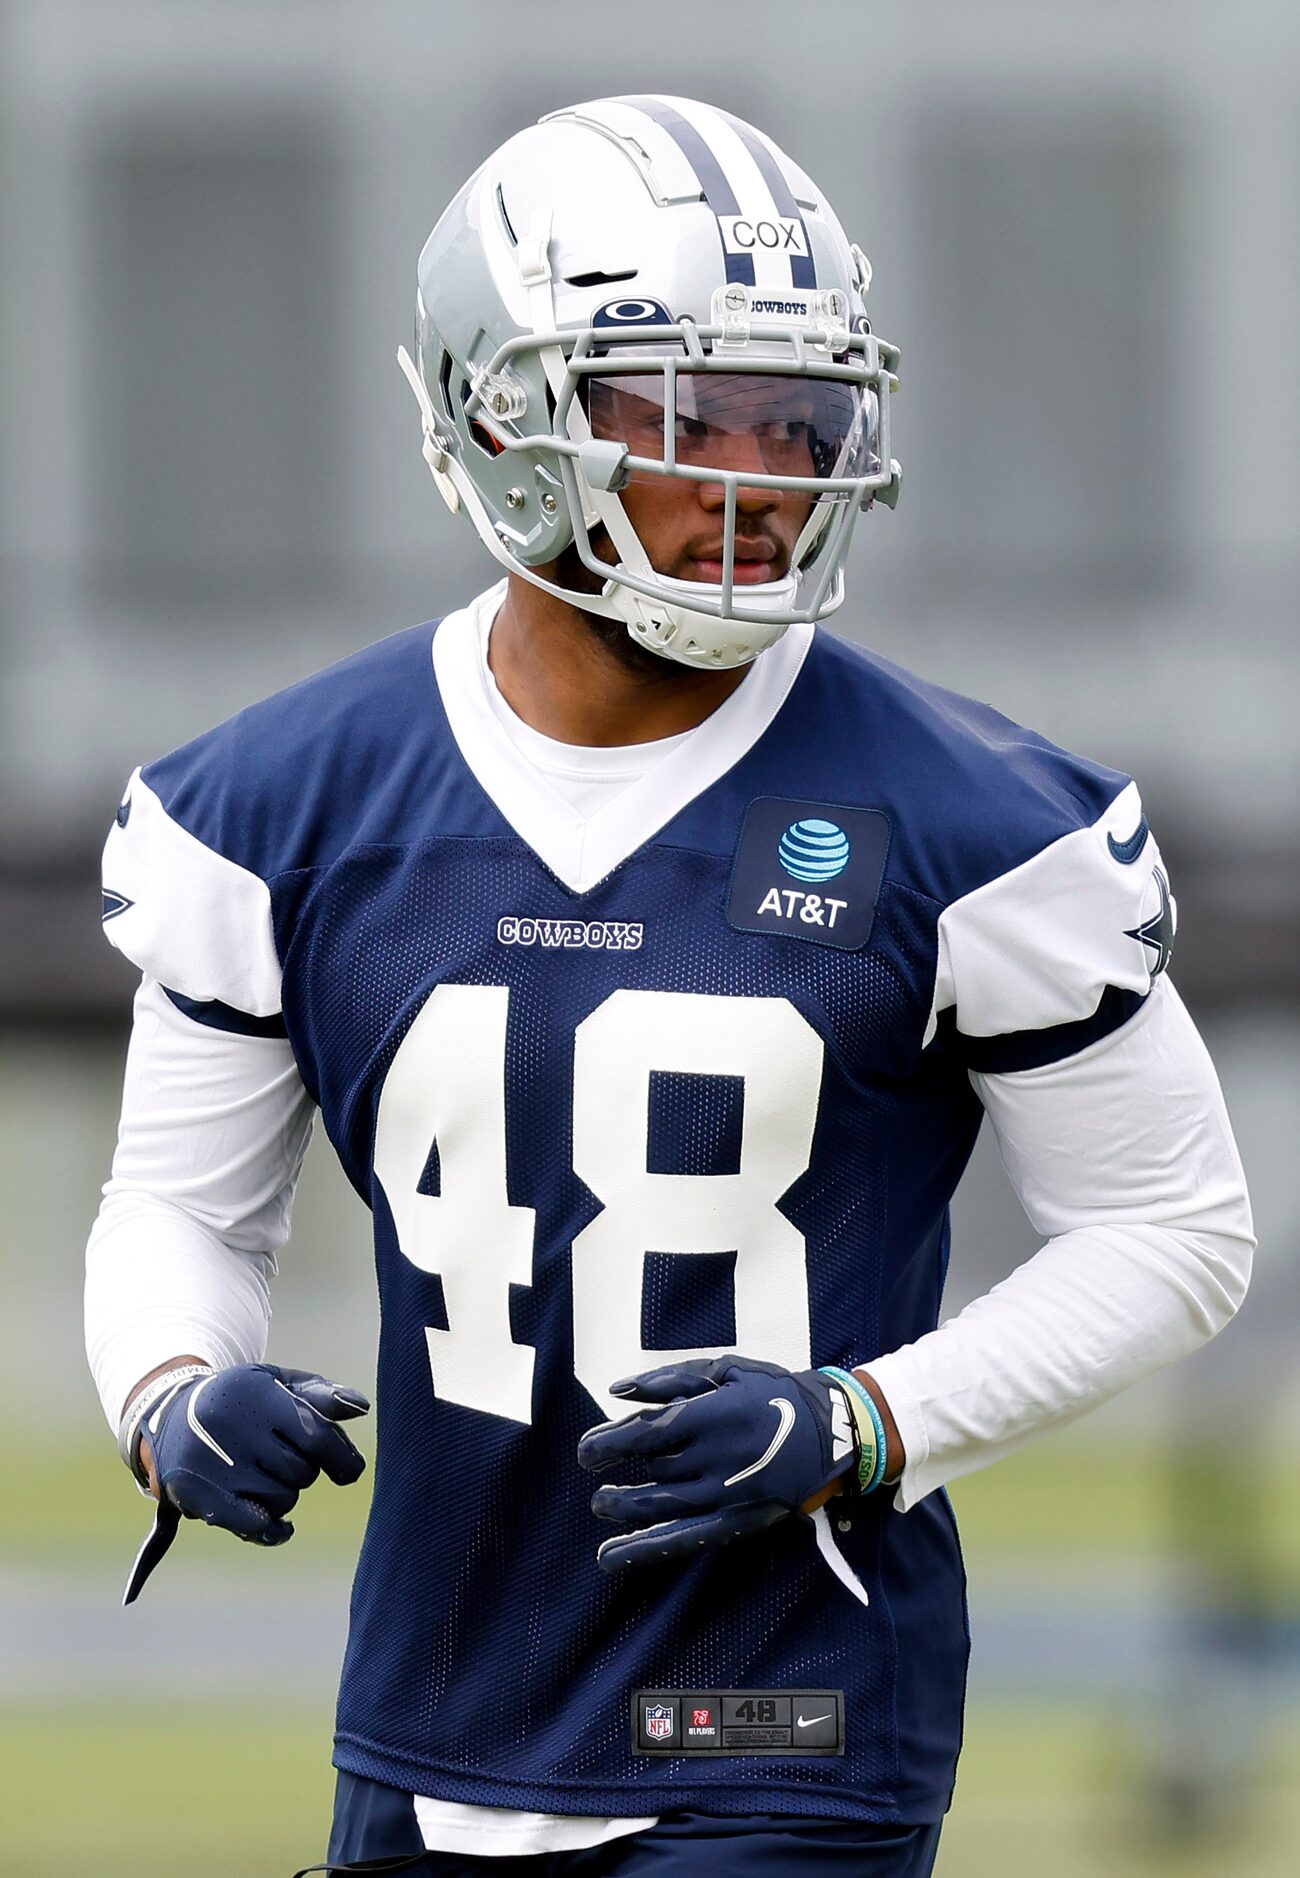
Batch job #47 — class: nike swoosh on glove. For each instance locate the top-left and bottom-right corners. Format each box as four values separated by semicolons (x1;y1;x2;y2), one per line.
576;1355;855;1574
124;1364;369;1603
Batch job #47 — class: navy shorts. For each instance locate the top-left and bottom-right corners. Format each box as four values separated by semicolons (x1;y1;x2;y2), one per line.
323;1771;943;1876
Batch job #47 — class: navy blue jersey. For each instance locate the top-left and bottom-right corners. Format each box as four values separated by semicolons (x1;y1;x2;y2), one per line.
101;590;1170;1823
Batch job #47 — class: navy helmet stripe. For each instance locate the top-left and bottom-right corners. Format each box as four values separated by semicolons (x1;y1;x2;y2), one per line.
621;96;756;287
721;114;818;290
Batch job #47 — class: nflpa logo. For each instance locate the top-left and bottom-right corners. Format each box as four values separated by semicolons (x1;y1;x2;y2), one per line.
686;1701;718;1740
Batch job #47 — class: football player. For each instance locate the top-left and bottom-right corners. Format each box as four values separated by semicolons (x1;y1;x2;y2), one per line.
86;96;1253;1877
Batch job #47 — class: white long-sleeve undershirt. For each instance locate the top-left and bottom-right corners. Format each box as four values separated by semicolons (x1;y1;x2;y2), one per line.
84;979;314;1425
864;976;1253;1509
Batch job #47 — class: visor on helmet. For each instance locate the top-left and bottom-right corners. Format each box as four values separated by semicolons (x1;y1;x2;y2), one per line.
584;370;878;487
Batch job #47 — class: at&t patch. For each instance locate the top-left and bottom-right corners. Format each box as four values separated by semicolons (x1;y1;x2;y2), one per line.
727;798;890;951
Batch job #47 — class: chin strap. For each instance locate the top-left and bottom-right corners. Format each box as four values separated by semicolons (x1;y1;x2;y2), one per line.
612;571;794;669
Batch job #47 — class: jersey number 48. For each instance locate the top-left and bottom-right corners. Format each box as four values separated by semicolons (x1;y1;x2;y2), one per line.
374;985;824;1424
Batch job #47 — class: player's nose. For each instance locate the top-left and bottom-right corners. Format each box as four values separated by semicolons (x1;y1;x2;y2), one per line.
696;435;781;514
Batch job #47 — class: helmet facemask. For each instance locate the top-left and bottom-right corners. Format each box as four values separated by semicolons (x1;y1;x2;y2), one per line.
560;325;889;667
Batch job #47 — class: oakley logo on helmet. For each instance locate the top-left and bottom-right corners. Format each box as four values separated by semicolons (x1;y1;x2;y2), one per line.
720;215;810;258
592;298;675;328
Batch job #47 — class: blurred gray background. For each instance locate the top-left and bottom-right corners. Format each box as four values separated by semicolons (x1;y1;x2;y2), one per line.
1;3;1297;1873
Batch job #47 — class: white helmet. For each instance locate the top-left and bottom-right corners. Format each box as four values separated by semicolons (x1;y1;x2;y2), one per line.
399;95;900;669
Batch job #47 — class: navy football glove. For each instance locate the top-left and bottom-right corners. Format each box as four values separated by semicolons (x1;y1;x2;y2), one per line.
577;1355;856;1574
123;1363;369;1605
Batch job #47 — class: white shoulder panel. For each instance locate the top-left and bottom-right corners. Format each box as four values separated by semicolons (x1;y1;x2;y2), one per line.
100;770;282;1016
926;781;1173;1046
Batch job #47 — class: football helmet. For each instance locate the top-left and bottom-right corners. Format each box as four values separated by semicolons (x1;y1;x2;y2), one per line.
400;95;900;669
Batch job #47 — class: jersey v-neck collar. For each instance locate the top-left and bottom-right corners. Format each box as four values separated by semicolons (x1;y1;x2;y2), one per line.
431;580;814;893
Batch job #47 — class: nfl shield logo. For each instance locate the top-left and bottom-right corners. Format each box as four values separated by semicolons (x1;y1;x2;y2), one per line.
645;1703;674;1742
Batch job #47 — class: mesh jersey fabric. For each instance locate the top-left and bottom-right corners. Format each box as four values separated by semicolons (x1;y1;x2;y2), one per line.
100;597;1171;1823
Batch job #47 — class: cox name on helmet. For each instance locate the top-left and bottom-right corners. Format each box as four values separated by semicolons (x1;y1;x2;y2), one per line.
719;214;810;257
497;916;643;951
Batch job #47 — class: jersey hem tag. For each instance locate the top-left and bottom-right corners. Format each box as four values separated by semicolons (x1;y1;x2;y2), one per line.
632;1688;845;1756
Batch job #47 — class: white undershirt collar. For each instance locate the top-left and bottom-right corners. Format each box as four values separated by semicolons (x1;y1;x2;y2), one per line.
432;580;813;892
476;612;694;811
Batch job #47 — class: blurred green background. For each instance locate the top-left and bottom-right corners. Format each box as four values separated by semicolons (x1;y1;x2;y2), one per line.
3;2;1299;1873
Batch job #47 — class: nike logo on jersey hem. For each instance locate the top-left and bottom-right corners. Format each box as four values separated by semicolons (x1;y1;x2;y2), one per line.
796;1713;832;1728
723;1397;797;1486
1107;816;1149;864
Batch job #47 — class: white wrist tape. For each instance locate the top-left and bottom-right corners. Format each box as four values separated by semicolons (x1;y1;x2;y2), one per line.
118;1363;215;1489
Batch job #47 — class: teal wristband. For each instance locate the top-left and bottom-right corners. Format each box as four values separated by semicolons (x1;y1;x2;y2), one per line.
820;1365;889;1494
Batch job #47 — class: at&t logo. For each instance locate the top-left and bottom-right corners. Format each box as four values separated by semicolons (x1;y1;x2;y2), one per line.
778;819;851;883
758;819;852;929
756;886;848;930
727;797;887;953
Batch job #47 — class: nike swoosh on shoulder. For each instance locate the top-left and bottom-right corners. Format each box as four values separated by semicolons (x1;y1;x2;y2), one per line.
723;1397;797;1487
1107;815;1150;865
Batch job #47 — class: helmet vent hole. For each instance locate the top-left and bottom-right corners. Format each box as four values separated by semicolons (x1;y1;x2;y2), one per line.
438;350;455;420
564;268;639;289
469;419;503;458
